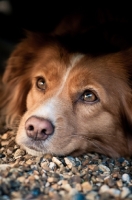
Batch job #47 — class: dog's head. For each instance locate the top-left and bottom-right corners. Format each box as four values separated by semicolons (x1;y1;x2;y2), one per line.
1;33;132;157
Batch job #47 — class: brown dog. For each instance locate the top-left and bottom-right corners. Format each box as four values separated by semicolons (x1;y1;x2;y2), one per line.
0;32;132;157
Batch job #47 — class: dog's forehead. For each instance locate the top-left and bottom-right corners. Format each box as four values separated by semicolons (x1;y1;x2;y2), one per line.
33;45;125;87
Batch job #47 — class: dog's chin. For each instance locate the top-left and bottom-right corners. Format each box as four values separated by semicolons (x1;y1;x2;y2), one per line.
24;146;44;156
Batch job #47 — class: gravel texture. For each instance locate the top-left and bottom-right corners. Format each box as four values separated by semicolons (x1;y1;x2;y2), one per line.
0;130;132;200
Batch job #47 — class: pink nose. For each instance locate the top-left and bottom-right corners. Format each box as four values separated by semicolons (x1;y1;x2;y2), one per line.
25;116;54;140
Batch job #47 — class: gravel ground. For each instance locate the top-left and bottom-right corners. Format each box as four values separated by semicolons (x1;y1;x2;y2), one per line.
0;130;132;200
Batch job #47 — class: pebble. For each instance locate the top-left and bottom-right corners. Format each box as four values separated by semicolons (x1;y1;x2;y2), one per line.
85;191;98;200
52;157;64;167
47;177;59;183
88;164;98;171
121;187;131;198
116;179;123;188
98;164;110;173
64;156;76;169
41;162;50;171
99;185;109;194
122;173;131;183
72;193;86;200
0;164;10;170
108;188;120;198
14;149;26;159
74;183;82;192
1;125;132;200
81;182;92;193
49;162;57;170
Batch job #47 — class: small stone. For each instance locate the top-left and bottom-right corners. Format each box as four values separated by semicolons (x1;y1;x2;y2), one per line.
82;159;89;167
104;176;115;187
14;149;26;159
112;171;121;178
121;187;131;198
72;167;80;175
51;184;58;190
64;156;76;169
116;180;123;188
74;183;82;192
31;187;41;197
122;173;130;183
26;159;34;165
45;182;50;187
86;191;98;200
122;160;129;167
49;162;57;170
1;133;8;140
100;192;111;200
75;158;82;166
6;148;14;155
61;183;72;192
11;191;22;199
1;141;9;146
81;181;92;193
99;185;109;194
52;157;64;167
17;176;25;183
47;177;59;183
70;175;82;184
108;188;120;198
98;164;110;173
88;164;98;171
43;154;53;161
72;193;86;200
49;191;61;200
0;164;10;170
41;162;50;171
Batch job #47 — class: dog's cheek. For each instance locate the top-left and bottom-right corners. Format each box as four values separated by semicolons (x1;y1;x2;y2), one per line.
75;104;127;155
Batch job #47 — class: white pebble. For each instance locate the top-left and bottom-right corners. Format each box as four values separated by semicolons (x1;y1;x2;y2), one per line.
45;182;50;187
98;164;110;173
49;162;56;170
0;164;10;170
122;173;130;183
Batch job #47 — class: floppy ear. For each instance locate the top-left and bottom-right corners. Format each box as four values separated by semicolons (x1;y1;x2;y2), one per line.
120;48;132;156
0;36;35;126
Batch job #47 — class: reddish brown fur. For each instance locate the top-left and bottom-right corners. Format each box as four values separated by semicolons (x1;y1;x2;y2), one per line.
1;33;132;157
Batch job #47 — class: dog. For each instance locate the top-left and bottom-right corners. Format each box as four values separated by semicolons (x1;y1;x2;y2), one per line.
0;31;132;158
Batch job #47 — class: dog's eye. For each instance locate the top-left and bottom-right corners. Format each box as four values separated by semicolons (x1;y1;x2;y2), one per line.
81;90;98;103
36;77;46;90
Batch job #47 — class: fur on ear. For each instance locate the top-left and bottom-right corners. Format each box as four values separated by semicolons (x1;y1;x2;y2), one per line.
119;48;132;156
0;35;37;126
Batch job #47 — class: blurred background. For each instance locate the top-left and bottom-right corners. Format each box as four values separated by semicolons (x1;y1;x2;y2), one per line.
1;0;132;73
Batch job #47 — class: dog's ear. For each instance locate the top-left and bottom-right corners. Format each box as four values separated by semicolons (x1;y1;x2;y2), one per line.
120;48;132;156
121;92;132;155
0;37;35;126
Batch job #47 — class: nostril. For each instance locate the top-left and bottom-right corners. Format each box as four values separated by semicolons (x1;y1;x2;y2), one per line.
28;125;34;131
41;129;46;134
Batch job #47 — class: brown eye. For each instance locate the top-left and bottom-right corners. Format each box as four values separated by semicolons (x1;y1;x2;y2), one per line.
81;90;98;103
36;77;46;90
